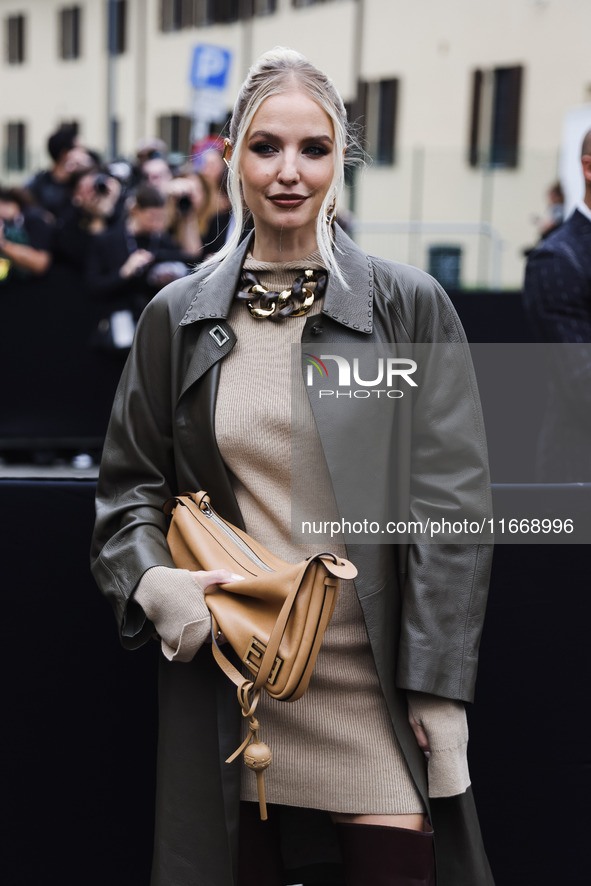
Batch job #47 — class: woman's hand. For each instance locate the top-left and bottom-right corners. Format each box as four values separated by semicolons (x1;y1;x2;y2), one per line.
119;248;154;278
134;566;243;662
189;569;245;590
407;692;471;797
166;176;203;211
190;569;244;645
408;707;431;760
73;173;121;221
0;219;52;275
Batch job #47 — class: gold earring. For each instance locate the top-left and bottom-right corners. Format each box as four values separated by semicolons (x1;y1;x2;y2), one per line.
222;139;232;169
325;197;337;224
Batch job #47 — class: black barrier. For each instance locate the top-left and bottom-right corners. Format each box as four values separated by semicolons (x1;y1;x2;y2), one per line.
1;478;157;886
0;267;123;456
469;541;590;884
1;477;589;885
449;291;544;483
447;290;535;345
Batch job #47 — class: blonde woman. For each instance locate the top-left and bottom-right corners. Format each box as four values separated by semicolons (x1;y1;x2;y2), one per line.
92;49;494;886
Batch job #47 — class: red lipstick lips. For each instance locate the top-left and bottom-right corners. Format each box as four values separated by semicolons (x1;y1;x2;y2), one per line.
268;194;308;208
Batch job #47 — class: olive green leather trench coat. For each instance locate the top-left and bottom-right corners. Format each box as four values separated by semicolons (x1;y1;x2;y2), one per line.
91;227;495;886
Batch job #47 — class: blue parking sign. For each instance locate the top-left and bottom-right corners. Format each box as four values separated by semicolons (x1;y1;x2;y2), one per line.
190;44;232;91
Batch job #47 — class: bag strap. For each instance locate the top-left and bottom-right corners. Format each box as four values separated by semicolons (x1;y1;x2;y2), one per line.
208;557;312;712
251;558;310;693
208;554;329;820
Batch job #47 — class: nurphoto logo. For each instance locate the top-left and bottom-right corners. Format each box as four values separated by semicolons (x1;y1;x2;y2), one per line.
303;353;418;399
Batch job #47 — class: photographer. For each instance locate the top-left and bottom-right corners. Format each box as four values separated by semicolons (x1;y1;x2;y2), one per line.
86;184;197;351
142;156;174;193
165;170;215;259
26;125;94;220
0;186;53;282
130;137;169;191
71;167;124;233
53;166;124;273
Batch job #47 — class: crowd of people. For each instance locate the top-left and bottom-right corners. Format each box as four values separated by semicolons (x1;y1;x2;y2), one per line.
0;124;235;339
0;124;241;466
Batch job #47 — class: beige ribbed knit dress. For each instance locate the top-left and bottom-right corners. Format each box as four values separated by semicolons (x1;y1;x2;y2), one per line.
214;252;467;814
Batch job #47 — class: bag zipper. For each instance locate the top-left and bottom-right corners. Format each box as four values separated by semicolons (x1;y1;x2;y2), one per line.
199;501;273;573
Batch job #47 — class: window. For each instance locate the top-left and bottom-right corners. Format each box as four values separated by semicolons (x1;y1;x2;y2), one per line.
160;0;245;29
192;0;239;24
238;0;254;16
107;0;127;55
211;0;239;22
5;122;26;171
158;114;192;156
160;0;197;30
255;0;276;12
59;6;82;60
469;66;523;168
357;78;398;166
6;14;25;64
292;0;326;7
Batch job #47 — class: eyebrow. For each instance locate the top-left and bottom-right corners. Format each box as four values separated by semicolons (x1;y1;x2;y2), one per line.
248;130;334;146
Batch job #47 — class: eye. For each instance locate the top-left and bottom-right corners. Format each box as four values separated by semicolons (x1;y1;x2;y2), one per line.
303;144;331;157
249;142;277;155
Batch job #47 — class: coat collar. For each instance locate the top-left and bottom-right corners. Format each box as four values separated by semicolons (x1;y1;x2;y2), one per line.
574;201;591;225
179;225;374;334
571;206;591;235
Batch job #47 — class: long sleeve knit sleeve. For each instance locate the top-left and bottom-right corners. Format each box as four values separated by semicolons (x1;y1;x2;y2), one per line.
134;566;211;662
407;691;471;798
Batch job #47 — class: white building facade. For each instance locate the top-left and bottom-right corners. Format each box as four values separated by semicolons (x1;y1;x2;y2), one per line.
1;0;590;288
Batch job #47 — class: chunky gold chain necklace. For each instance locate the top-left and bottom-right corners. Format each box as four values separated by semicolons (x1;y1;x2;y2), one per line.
236;268;328;320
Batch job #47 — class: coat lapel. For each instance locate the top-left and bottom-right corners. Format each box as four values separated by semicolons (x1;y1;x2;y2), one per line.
177;320;236;402
177;233;253;400
323;226;376;333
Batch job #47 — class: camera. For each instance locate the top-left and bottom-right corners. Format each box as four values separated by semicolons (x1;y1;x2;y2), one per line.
177;194;192;214
94;173;110;196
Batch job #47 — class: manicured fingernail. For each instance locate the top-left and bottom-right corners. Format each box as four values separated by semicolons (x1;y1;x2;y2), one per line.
229;573;245;581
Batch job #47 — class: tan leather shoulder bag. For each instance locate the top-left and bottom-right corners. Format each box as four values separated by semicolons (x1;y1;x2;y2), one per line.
164;490;357;818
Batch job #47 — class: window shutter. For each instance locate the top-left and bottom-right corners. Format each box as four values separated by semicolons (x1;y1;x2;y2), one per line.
469;69;483;167
491;65;523;168
378;78;397;165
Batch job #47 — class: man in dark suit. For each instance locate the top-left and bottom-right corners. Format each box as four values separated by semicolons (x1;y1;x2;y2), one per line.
523;129;591;480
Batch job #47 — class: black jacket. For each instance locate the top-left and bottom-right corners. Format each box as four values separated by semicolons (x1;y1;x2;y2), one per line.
86;219;195;313
523;208;591;479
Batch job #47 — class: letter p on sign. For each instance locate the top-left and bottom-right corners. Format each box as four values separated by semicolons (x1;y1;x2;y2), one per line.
190;44;232;90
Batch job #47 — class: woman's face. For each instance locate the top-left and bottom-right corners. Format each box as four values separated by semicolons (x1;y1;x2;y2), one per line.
239;89;335;252
132;205;168;234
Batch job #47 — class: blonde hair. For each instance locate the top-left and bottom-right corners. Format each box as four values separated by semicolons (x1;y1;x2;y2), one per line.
205;47;356;286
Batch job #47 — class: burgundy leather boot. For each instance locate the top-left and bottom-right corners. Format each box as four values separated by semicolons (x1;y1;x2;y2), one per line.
336;821;436;886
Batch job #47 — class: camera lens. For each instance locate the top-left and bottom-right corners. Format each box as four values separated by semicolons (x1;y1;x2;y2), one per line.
94;174;109;196
177;194;192;214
